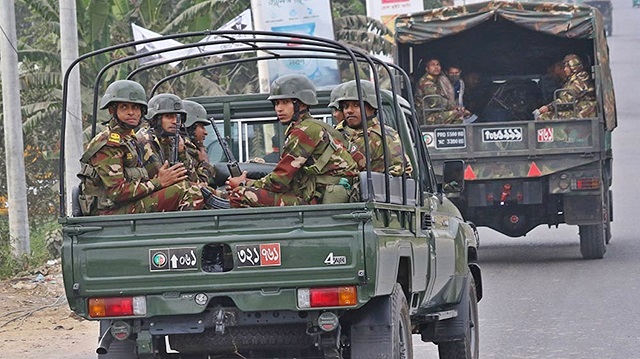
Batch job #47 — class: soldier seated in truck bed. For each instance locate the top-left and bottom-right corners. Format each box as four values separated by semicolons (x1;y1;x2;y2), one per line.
227;74;358;207
336;80;413;177
535;54;597;121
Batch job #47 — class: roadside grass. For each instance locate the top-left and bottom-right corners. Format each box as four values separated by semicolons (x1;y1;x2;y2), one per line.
0;217;58;279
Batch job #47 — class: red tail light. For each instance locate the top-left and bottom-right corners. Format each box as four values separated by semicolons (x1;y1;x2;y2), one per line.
88;296;147;318
572;178;600;190
298;286;357;308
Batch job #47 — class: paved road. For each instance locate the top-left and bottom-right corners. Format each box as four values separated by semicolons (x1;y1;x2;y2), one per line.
415;0;640;357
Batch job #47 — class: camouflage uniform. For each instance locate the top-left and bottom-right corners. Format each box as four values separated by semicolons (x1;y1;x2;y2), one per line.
183;99;218;186
414;73;464;125
78;119;204;215
335;120;355;140
184;137;218;186
347;117;412;177
539;54;597;120
136;127;200;183
230;112;358;207
136;94;200;183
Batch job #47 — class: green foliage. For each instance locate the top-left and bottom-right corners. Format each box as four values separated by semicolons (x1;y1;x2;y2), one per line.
334;15;393;55
0;217;56;279
1;0;440;273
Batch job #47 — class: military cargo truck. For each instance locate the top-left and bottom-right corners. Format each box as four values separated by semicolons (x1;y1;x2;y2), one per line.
395;1;616;259
59;31;482;358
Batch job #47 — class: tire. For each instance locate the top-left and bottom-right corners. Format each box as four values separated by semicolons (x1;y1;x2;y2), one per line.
437;277;479;359
97;320;137;359
579;224;606;259
349;283;413;359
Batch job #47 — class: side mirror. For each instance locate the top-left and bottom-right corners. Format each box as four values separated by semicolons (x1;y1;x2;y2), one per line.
442;160;465;193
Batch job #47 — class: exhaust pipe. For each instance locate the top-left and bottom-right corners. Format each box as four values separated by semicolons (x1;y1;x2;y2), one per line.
96;327;114;355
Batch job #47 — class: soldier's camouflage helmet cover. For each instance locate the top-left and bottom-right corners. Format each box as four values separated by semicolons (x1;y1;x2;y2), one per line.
99;80;148;113
336;80;379;109
563;54;584;73
146;93;187;120
183;100;209;128
267;74;318;105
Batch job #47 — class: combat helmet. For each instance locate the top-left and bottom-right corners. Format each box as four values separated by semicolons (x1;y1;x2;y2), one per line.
336;80;379;109
563;54;584;74
328;83;346;110
183;100;209;128
146;93;186;120
99;80;148;114
267;74;318;105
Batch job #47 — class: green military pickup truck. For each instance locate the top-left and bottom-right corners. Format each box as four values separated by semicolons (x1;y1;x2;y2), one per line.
59;31;482;358
395;1;616;259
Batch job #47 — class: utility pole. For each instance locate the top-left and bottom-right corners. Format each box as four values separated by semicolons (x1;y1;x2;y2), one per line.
0;0;30;256
59;0;83;215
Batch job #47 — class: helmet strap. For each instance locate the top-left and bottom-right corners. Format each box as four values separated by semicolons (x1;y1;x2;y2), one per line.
366;112;377;122
291;100;309;123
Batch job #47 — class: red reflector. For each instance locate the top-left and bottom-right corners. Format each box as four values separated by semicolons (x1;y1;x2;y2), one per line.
572;178;600;190
309;286;357;308
464;165;477;180
89;297;134;318
528;162;542;177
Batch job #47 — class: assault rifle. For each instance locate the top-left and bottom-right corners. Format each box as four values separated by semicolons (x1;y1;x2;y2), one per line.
209;118;242;178
169;114;181;166
201;186;230;209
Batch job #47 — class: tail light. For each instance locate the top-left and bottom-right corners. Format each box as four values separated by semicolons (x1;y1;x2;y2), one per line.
297;286;357;308
88;296;147;318
571;177;600;190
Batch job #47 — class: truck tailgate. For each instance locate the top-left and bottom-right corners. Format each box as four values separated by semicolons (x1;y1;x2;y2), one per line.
62;204;368;312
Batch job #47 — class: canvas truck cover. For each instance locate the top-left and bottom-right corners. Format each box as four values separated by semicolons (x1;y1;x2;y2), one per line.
395;0;617;130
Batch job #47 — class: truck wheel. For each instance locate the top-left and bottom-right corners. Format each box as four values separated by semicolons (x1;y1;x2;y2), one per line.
349;283;413;359
437;277;479;359
579;224;606;259
97;320;136;359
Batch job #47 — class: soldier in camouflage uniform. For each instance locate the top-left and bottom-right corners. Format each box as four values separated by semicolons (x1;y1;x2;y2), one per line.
536;54;597;120
328;83;354;140
414;58;465;125
77;80;204;215
183;100;218;187
227;74;359;207
337;80;412;177
136;94;199;183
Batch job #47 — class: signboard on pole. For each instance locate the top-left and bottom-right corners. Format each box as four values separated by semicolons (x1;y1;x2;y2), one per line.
366;0;423;34
197;9;255;55
251;0;341;92
131;23;192;67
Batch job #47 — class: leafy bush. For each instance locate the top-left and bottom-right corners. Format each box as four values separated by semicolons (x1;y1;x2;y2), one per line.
0;217;58;279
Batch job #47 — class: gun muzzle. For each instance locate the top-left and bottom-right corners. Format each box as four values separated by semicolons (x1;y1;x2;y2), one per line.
96;326;114;355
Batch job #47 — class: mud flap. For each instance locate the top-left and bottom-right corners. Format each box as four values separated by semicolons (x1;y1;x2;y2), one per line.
564;194;602;224
420;275;473;343
349;295;394;358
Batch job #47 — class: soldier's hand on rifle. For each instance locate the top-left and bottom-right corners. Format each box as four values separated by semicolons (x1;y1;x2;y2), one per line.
226;171;248;189
157;161;188;187
178;136;186;153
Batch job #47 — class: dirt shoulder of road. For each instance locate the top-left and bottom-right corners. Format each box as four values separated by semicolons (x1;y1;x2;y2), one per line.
0;261;98;358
